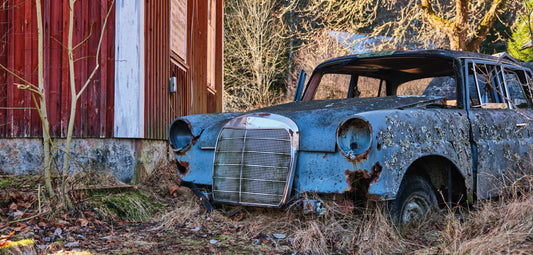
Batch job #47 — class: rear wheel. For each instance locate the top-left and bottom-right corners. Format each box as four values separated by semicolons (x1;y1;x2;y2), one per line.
392;175;438;224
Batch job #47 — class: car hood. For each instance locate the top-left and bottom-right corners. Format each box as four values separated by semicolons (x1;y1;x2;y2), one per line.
194;96;443;152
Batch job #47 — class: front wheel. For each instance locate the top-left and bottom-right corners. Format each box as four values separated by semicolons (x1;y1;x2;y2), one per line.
391;175;438;225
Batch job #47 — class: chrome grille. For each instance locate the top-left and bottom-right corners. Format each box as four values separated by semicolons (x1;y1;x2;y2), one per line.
213;126;294;207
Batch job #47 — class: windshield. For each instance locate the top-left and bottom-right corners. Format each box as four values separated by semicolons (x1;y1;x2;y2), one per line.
302;56;458;107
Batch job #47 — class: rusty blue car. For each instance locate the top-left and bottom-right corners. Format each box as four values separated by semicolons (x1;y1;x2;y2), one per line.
169;50;533;223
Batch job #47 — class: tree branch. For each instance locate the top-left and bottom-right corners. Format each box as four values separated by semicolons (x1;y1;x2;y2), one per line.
467;0;508;51
76;0;114;99
419;0;455;35
0;63;39;91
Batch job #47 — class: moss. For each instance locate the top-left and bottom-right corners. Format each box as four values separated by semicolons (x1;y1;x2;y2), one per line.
0;176;38;189
0;178;13;189
87;190;163;222
1;239;35;255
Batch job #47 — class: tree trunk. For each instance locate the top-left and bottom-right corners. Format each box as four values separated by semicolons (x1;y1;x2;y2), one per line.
420;0;508;52
35;0;54;196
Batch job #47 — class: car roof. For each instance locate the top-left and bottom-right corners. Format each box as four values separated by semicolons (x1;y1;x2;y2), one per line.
315;49;522;71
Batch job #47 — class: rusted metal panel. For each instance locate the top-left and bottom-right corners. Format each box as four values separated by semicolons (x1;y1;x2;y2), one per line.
144;0;172;139
143;0;223;140
0;0;115;138
171;0;187;62
187;0;207;115
170;60;188;122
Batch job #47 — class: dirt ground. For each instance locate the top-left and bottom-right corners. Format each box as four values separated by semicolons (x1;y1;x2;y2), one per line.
2;166;533;254
0;166;295;255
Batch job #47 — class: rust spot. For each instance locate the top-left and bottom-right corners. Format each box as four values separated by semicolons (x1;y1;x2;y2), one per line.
344;161;383;204
353;150;369;162
257;113;271;117
177;160;190;175
370;162;382;184
304;200;314;212
377;142;382;151
322;153;328;159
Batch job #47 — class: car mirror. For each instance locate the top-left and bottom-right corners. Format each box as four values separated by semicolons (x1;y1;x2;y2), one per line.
293;70;307;102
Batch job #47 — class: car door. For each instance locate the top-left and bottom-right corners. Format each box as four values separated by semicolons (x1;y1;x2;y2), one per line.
465;59;532;199
501;66;533;189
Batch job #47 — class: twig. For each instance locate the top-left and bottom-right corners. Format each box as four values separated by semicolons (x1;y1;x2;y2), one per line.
0;63;38;90
72;23;94;51
8;214;41;224
0;107;37;110
38;184;42;214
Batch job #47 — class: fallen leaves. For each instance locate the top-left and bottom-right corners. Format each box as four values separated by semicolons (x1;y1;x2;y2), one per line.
0;231;15;248
0;168;294;254
169;185;179;197
77;218;89;227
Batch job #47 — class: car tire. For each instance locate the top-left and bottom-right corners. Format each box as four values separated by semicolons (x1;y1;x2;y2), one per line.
391;175;438;225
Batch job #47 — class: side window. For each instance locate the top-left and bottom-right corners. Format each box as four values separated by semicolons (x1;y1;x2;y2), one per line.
356;76;385;98
421;76;457;107
468;62;507;109
314;74;351;100
313;74;385;99
503;69;532;108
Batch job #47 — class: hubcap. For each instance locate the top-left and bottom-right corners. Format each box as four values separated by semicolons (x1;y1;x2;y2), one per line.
401;194;431;224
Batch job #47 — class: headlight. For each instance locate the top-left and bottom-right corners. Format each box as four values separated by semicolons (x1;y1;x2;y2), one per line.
169;119;193;152
337;118;372;160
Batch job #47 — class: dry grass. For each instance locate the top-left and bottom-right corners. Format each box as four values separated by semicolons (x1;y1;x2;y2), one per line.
154;190;203;230
147;163;533;254
155;186;533;254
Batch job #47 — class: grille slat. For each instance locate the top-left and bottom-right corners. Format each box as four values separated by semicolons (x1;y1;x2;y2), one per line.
214;177;287;183
216;150;291;156
213;126;295;207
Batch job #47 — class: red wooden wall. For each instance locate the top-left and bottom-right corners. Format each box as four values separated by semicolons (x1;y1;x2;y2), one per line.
0;0;115;138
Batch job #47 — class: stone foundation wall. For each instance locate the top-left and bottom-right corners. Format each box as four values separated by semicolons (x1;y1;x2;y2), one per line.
0;138;172;184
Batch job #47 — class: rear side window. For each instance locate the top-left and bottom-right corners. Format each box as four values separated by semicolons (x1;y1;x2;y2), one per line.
467;62;507;109
503;69;532;108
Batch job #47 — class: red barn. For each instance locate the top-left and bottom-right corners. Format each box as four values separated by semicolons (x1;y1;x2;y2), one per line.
0;0;223;183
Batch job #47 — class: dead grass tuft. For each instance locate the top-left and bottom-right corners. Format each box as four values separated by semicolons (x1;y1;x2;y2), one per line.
292;220;330;254
433;195;533;254
68;168;124;189
153;188;204;230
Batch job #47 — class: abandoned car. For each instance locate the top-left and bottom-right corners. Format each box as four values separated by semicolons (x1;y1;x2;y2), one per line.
169;50;533;223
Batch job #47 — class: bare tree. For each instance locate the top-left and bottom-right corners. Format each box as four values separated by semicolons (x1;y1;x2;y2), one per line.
224;0;291;111
61;0;114;208
420;0;507;51
300;0;521;52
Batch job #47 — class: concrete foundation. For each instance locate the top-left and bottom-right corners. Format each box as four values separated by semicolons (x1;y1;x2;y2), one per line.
0;138;172;184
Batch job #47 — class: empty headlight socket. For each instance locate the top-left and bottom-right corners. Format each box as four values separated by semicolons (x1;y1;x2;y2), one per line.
336;117;373;161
